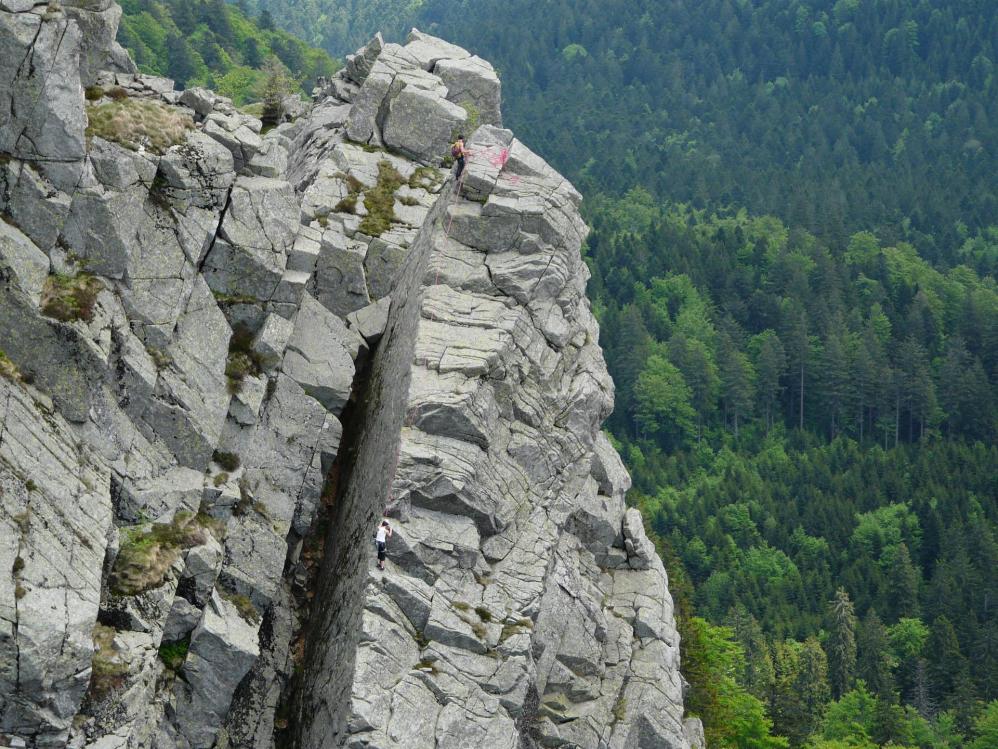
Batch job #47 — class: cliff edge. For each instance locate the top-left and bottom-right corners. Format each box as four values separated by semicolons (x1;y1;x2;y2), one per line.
0;5;702;748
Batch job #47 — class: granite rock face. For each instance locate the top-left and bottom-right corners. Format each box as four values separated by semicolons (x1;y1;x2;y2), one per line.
0;11;698;749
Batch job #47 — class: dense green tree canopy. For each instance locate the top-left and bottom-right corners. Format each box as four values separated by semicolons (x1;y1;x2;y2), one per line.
118;0;337;103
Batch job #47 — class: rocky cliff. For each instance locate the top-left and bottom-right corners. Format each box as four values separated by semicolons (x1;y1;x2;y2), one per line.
0;4;703;748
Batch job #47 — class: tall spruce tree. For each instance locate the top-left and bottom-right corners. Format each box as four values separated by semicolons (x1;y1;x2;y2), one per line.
826;588;858;699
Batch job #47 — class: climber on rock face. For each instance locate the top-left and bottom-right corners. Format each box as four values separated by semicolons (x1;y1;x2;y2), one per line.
451;135;469;180
374;520;393;570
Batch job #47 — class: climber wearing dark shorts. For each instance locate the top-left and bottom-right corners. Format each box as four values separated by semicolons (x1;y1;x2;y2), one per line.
451;135;468;180
374;520;392;570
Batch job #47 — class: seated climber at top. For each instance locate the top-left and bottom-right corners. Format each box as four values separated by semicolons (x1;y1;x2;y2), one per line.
451;135;469;180
374;520;393;570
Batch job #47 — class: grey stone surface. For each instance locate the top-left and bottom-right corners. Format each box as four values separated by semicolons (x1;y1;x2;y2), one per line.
309;229;371;317
0;159;72;252
0;12;692;749
202;176;298;302
252;312;295;366
157;131;235;210
0;221;49;304
204;111;263;159
344;32;384;85
0;10;87;190
0;378;112;745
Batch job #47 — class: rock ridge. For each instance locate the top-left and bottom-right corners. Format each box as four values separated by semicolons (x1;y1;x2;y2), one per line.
0;9;701;749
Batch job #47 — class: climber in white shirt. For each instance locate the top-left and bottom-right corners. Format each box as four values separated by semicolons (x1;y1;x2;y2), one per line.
374;520;393;570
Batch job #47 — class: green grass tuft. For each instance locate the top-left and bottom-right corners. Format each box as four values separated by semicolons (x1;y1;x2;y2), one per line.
86;99;193;154
358;161;405;237
158;638;189;671
225;323;271;394
409;165;443;190
212;450;241;472
89;625;128;699
475;606;493;622
220;588;260;624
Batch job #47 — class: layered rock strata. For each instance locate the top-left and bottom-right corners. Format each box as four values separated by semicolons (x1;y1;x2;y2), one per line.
0;8;701;748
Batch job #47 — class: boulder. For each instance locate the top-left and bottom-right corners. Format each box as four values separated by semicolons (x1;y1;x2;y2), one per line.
174;592;261;749
281;296;361;414
404;29;470;71
344;32;384;85
435;56;503;128
382;87;468;164
309;229;371;317
157;131;236;210
346;296;391;343
0;11;87;189
0;379;112;744
202;176;298;302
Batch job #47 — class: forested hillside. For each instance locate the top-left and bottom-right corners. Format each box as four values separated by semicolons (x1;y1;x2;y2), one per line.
117;0;337;103
133;0;998;745
233;0;423;57
588;195;998;747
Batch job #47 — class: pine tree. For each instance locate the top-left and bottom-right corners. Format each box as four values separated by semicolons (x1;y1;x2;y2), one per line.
783;307;810;431
718;331;756;436
886;543;920;620
826;588;858;698
927;615;967;704
857;609;894;698
754;331;786;433
911;658;935;718
819;326;851;439
259;55;296;127
165;33;197;87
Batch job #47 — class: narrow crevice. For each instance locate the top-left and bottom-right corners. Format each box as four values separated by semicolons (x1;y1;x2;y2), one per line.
196;185;234;277
285;185;453;749
270;326;381;749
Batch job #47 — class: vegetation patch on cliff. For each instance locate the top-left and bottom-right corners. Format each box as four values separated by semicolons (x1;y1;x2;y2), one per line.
86;99;193;154
0;350;22;382
110;512;209;596
40;273;103;323
225;323;270;394
89;625;129;699
358;161;405;237
158;637;190;671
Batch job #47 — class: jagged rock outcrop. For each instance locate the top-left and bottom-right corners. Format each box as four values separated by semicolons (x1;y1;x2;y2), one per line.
0;8;700;748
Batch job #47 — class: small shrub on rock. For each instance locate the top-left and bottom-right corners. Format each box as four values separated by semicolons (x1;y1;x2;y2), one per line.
220;587;260;624
225;323;269;394
158;638;190;671
408;166;443;190
212;450;241;472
